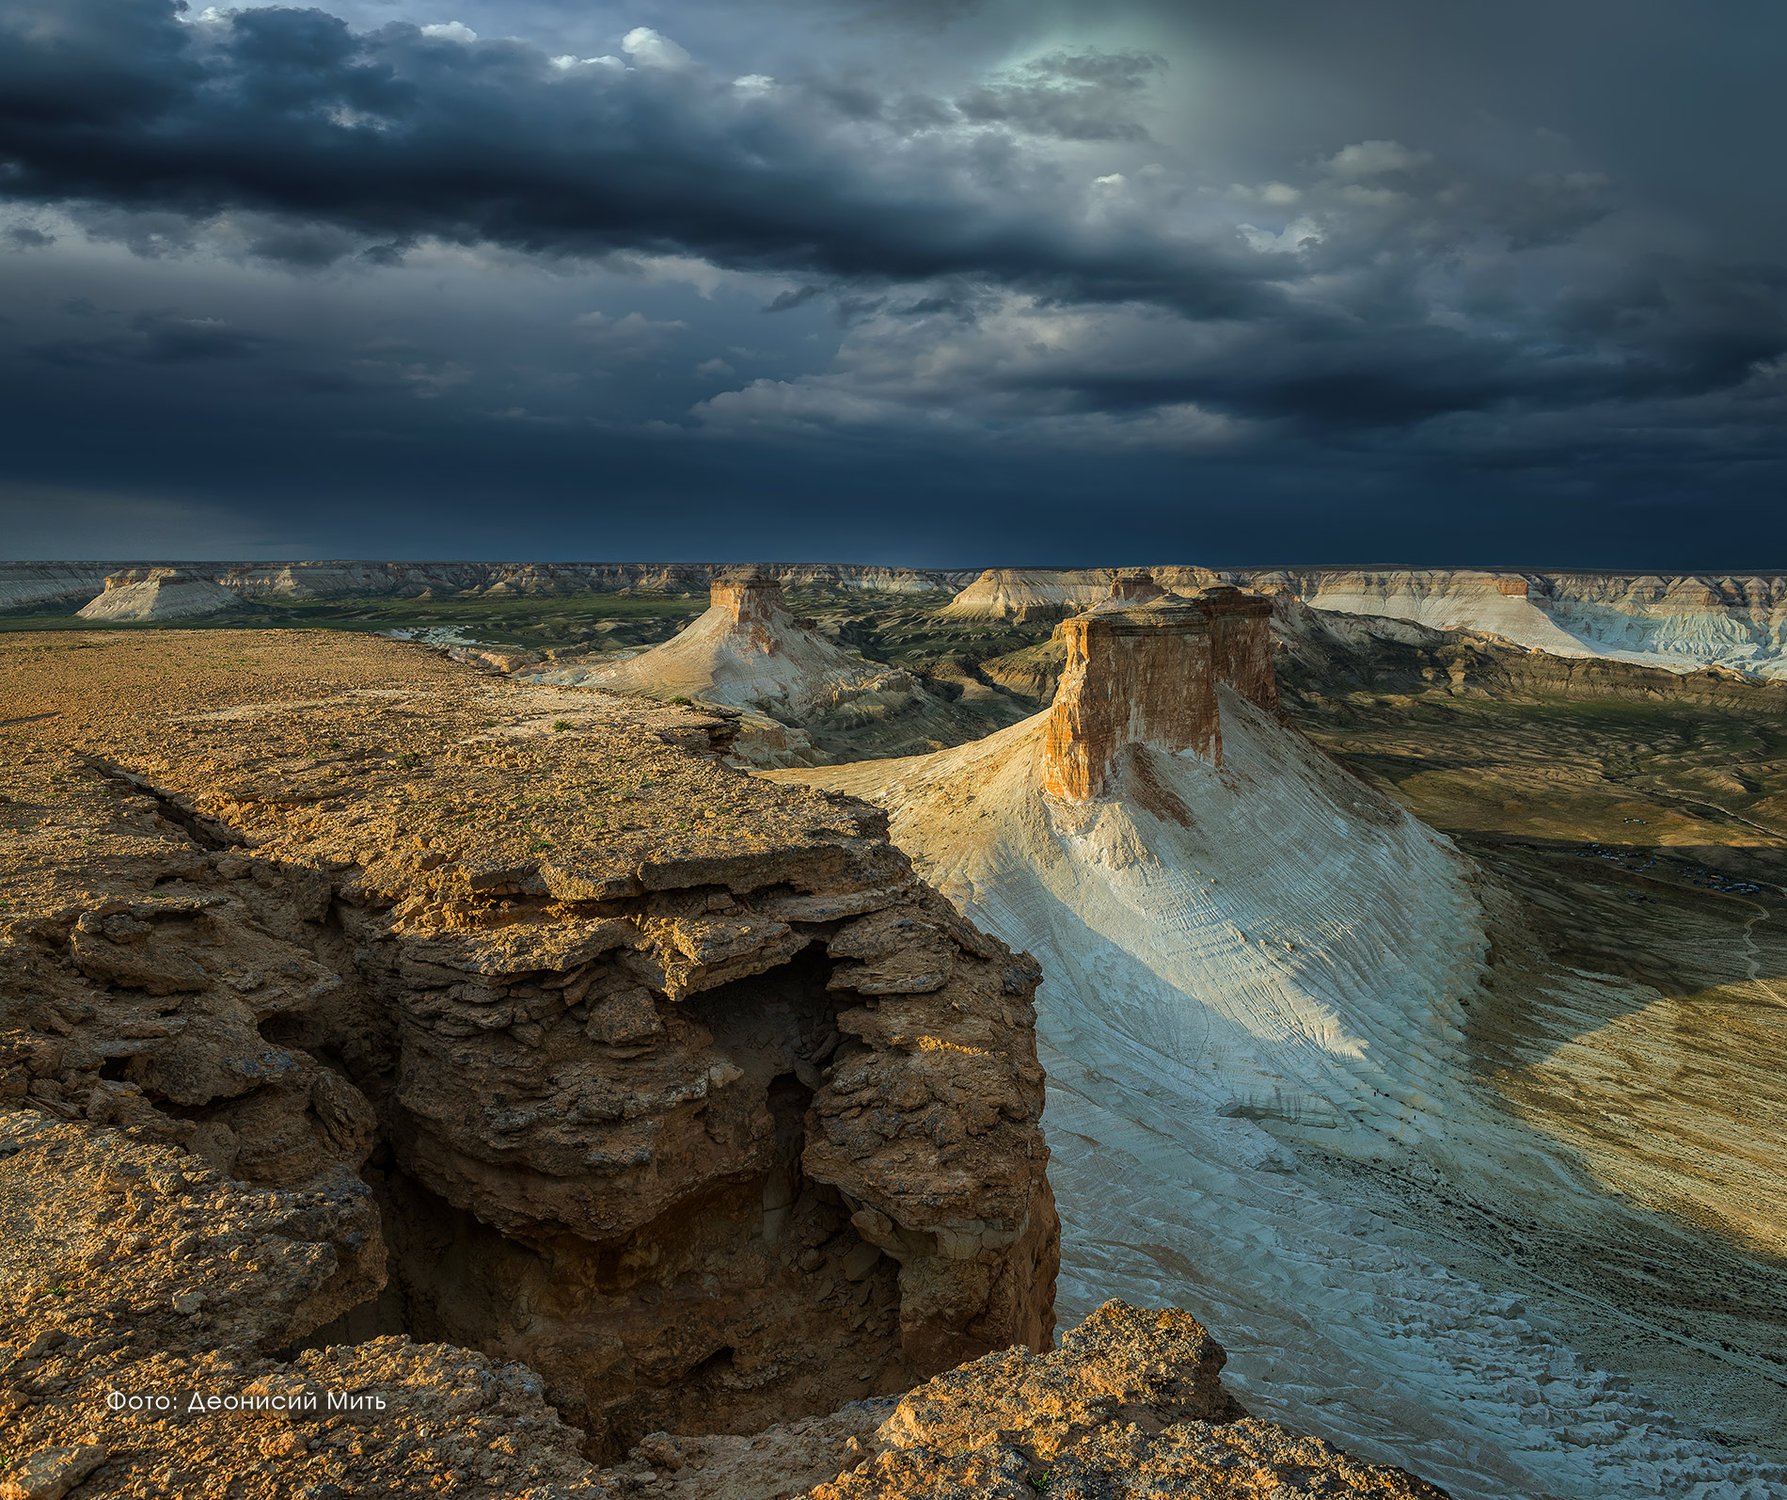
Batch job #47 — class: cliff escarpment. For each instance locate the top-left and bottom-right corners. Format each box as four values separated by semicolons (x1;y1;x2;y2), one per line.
0;631;1056;1476
940;566;1787;679
0;561;972;618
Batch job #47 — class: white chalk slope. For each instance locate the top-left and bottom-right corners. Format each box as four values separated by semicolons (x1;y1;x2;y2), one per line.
76;571;239;622
800;693;1787;1500
1299;571;1787;679
543;596;914;715
1304;573;1598;656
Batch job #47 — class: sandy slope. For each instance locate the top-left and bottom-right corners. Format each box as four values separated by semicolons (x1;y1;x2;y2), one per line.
787;697;1787;1500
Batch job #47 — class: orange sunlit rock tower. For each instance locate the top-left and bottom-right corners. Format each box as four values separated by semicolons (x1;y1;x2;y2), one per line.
1042;573;1274;800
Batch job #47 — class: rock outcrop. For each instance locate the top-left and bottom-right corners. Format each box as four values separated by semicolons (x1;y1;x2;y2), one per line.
1041;577;1275;799
938;566;1225;623
534;570;989;766
0;628;1462;1500
75;568;240;622
0;630;1056;1469
1;1232;1442;1500
797;1302;1445;1500
778;579;1787;1498
541;569;925;722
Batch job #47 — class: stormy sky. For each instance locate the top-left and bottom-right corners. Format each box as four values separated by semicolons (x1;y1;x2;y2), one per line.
2;0;1784;565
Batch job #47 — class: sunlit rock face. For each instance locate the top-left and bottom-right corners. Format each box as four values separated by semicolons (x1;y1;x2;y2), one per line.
1243;567;1787;678
709;565;792;650
1041;578;1276;799
1043;594;1219;799
0;631;1058;1469
780;576;1787;1500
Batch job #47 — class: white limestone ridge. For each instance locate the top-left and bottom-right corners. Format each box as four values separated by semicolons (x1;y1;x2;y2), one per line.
782;573;1787;1500
0;562;111;611
937;566;1787;677
75;568;239;622
1236;568;1787;679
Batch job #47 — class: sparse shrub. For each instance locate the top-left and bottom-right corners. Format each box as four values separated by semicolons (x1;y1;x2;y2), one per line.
553;720;574;732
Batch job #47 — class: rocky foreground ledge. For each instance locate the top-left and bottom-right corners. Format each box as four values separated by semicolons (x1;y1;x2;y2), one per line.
2;632;1439;1498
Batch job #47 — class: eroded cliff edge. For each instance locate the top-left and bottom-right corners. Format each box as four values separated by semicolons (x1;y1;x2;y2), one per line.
0;632;1055;1468
1;631;1445;1500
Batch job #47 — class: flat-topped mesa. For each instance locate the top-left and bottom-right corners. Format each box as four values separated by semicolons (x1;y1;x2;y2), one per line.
1041;576;1275;800
1107;569;1169;605
76;566;239;622
712;565;784;620
1200;583;1278;713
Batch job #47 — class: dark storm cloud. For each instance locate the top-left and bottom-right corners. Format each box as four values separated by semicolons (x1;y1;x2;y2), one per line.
984;257;1787;429
28;311;280;367
5;0;1780;434
1;0;1785;565
0;1;1273;319
954;50;1167;141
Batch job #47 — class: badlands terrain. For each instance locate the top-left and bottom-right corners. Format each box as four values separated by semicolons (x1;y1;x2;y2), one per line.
4;560;1786;1498
784;576;1787;1499
1;628;1442;1499
9;559;1787;680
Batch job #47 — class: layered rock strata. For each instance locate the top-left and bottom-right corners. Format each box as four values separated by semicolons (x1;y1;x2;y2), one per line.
936;566;1787;679
1041;576;1275;799
0;561;968;613
937;566;1225;622
75;568;240;622
0;631;1056;1467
